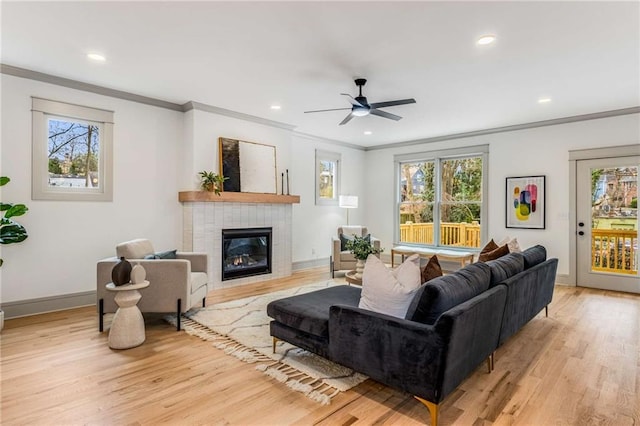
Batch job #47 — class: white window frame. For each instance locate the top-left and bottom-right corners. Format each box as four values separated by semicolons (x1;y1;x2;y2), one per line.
32;97;114;201
315;149;341;206
394;145;489;250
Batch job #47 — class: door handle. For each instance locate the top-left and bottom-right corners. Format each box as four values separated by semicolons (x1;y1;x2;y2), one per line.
578;231;585;236
578;222;585;227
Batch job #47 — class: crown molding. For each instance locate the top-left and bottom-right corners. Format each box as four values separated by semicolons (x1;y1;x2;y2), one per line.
1;63;184;111
292;131;365;151
366;106;640;151
182;101;296;131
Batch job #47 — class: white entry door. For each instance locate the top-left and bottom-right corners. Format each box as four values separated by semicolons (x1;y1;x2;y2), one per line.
576;157;639;293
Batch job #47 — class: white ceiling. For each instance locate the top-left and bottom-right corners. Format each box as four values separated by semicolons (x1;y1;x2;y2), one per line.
2;1;639;148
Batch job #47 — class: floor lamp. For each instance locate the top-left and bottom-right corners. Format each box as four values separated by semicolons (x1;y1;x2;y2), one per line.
339;195;358;225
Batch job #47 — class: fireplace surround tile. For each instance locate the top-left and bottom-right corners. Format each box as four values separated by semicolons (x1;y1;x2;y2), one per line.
183;201;293;289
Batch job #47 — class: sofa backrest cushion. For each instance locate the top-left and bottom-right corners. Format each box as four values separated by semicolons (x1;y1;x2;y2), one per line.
405;262;492;325
522;245;547;269
116;239;155;259
485;252;525;286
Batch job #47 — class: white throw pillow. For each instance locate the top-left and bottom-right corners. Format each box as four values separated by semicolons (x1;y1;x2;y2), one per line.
499;236;522;253
358;253;422;318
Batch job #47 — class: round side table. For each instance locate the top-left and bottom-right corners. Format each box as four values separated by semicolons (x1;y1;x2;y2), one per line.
345;270;362;286
106;281;149;349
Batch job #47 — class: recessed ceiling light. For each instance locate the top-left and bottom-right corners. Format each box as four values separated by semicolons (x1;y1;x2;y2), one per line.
270;105;281;110
363;131;372;135
477;35;496;45
538;97;552;104
87;53;106;62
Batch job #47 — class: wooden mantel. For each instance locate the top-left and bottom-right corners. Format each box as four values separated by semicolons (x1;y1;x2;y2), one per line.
179;191;300;204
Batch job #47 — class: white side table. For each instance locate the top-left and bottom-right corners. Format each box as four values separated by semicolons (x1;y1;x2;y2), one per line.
105;281;149;349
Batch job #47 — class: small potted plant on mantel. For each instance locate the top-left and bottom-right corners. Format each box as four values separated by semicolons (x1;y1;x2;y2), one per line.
198;171;228;196
344;234;383;279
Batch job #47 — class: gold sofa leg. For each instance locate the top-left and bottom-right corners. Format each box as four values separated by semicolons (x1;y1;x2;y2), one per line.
414;396;438;426
485;352;495;372
272;337;278;353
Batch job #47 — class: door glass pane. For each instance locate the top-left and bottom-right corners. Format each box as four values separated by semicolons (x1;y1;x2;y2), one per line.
590;166;638;274
399;162;435;244
439;157;483;248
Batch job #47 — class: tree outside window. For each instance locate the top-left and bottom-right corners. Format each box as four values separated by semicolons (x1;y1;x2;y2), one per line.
315;150;340;206
398;151;485;249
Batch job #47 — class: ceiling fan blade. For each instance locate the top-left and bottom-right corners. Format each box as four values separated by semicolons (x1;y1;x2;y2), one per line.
340;93;364;107
304;107;352;114
370;109;402;121
339;113;354;126
369;98;416;109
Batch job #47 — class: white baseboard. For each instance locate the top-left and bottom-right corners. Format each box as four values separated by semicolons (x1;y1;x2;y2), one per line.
1;291;96;319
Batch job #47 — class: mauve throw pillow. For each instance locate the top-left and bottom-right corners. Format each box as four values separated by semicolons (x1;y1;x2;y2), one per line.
421;255;443;284
358;253;422;318
478;244;510;262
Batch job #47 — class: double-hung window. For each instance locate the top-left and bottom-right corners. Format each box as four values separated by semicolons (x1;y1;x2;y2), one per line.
32;97;114;201
396;145;488;249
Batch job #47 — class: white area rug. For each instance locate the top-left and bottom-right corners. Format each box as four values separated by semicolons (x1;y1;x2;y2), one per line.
166;280;367;404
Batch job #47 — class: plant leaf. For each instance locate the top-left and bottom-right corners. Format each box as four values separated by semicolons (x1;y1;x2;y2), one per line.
0;223;28;244
0;176;9;186
4;204;28;219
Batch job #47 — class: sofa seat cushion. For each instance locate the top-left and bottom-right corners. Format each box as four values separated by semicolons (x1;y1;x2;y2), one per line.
485;252;524;286
405;262;492;325
190;272;208;293
267;285;361;338
522;245;547;269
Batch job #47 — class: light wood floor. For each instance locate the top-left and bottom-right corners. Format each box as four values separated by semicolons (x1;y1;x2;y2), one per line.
1;268;639;425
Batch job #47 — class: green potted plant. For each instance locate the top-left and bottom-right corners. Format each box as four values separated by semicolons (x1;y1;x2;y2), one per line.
345;235;383;279
1;176;29;331
198;171;228;196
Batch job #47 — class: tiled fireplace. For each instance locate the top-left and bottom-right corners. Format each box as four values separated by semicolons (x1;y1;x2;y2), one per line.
180;192;299;289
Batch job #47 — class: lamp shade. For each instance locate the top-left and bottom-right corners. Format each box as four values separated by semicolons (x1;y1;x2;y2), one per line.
339;195;358;209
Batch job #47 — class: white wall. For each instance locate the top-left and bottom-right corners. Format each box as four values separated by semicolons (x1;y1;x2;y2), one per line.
290;134;366;263
182;109;366;265
363;114;640;278
1;74;184;304
3;71;635;310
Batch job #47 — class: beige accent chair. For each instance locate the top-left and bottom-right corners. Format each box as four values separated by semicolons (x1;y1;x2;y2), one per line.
97;239;208;332
331;226;381;277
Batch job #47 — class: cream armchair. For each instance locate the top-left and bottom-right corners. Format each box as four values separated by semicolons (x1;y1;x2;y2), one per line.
331;226;380;277
97;239;208;332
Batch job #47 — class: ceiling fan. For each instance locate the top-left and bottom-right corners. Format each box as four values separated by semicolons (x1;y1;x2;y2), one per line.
304;78;416;125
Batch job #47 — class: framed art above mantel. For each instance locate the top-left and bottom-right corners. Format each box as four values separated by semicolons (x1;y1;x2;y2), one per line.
219;137;277;194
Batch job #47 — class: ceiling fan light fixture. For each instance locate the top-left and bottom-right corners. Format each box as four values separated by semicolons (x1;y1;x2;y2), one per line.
87;52;106;62
351;106;370;117
477;34;496;45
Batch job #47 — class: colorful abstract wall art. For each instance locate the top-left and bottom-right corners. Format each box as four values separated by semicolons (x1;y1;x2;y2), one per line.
505;176;546;229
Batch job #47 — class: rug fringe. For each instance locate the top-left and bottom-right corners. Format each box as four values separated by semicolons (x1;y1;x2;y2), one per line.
166;314;340;405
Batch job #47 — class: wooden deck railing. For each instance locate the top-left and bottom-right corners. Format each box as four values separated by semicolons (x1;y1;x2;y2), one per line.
592;229;638;274
400;224;638;274
400;222;481;248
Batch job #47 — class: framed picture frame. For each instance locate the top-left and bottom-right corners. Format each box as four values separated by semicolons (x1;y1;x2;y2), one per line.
219;137;277;194
505;175;545;229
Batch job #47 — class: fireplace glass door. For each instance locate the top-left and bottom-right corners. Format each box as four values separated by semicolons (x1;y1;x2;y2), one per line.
221;227;272;280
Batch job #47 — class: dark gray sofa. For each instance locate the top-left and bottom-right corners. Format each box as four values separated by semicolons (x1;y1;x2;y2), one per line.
267;245;557;425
